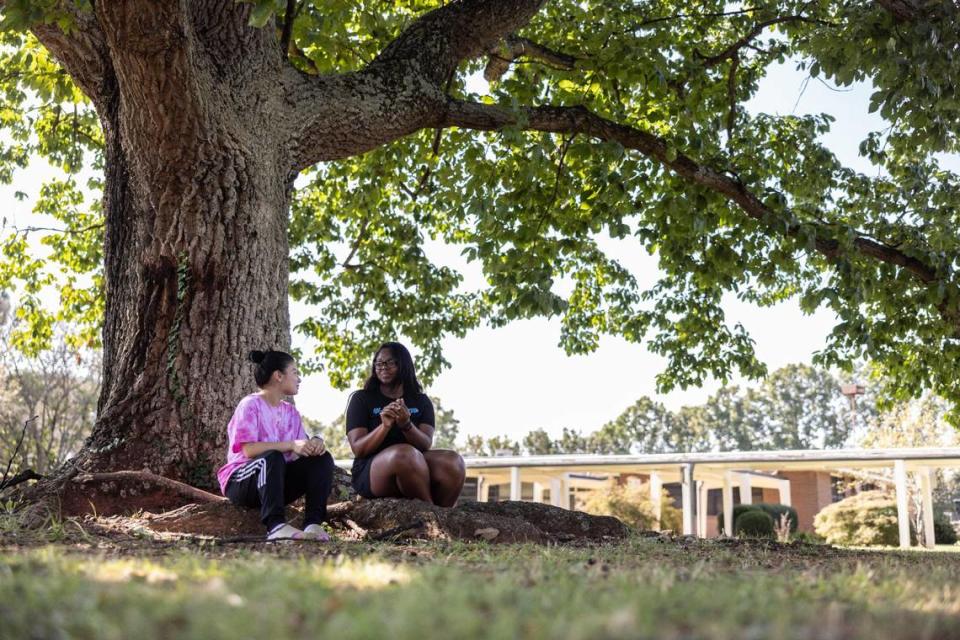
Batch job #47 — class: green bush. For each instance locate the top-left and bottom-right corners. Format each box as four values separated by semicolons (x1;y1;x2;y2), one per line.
790;531;826;544
934;514;958;544
581;483;683;532
717;503;798;534
735;510;774;538
813;490;910;546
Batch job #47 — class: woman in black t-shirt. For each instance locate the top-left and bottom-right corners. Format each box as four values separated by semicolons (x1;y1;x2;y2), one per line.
345;341;466;506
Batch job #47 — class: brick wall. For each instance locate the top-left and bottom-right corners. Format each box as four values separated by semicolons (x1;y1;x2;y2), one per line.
778;471;833;532
761;488;780;504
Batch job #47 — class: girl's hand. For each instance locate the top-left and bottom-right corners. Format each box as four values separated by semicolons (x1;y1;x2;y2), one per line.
291;439;312;456
306;437;326;456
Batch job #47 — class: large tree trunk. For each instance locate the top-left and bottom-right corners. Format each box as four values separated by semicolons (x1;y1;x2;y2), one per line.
69;5;293;490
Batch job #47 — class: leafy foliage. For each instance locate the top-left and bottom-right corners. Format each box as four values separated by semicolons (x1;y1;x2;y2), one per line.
814;490;912;547
933;513;958;545
718;502;798;536
734;509;774;538
0;296;99;475
2;1;960;416
580;482;683;532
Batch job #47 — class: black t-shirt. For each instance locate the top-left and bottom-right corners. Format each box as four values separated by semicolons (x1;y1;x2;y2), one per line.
345;389;435;474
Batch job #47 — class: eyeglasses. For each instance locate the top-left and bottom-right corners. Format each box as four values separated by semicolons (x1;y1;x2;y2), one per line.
374;359;399;370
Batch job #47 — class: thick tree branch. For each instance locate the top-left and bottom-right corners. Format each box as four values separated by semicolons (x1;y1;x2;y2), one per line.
280;0;300;56
631;7;764;30
877;0;921;22
14;2;112;109
284;0;547;170
444;100;940;285
725;54;740;140
484;35;577;82
698;15;828;68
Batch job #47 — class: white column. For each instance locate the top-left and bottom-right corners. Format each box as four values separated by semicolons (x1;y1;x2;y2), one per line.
697;481;709;537
681;464;695;536
722;471;735;537
476;475;485;501
739;473;753;505
649;472;662;531
778;478;792;507
550;475;568;509
533;482;544;504
919;466;936;549
894;459;910;549
510;466;521;501
479;476;490;502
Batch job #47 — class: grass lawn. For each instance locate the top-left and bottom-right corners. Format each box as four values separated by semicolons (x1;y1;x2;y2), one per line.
2;530;960;640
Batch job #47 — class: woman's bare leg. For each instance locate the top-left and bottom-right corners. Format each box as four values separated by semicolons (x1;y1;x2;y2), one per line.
423;450;466;507
369;444;433;502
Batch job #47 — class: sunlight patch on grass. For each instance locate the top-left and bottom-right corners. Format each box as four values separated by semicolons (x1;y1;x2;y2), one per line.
84;559;179;585
323;559;413;590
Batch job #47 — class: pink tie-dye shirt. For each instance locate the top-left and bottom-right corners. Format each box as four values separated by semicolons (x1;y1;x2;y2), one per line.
216;394;308;495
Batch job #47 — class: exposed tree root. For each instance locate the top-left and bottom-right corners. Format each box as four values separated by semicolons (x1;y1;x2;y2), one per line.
11;465;355;525
142;497;630;544
9;465;626;545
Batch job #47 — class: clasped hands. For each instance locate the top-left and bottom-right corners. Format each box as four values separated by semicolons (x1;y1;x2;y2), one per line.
291;437;326;456
380;398;412;430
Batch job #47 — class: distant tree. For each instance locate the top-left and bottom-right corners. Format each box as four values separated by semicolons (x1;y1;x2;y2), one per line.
667;406;714;453
463;434;487;457
430;396;461;450
594;397;711;454
522;428;557;455
485;435;521;456
701;386;761;451
555;427;591;454
0;299;99;476
577;364;854;455
750;364;849;449
858;392;955;541
691;364;851;451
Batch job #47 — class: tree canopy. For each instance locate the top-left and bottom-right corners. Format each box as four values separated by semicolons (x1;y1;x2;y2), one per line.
2;0;959;416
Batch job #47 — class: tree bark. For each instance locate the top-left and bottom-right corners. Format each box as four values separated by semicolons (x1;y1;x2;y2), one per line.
62;3;295;489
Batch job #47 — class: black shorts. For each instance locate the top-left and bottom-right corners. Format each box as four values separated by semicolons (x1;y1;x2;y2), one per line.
351;458;376;499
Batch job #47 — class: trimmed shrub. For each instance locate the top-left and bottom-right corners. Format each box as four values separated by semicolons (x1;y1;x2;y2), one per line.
735;510;774;538
717;503;798;534
791;531;826;544
581;483;683;532
813;490;907;546
934;514;958;544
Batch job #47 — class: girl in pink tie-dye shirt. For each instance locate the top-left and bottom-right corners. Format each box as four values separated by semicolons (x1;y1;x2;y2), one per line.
217;350;335;541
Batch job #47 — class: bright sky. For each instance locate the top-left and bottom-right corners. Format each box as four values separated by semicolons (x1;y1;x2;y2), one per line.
3;58;958;442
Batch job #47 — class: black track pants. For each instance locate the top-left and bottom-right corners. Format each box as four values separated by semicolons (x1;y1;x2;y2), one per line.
225;449;335;530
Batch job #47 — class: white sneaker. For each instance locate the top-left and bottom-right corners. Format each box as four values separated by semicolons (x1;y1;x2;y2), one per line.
266;523;305;541
303;524;331;541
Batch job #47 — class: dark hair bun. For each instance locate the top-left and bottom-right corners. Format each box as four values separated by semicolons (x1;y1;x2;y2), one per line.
248;350;266;364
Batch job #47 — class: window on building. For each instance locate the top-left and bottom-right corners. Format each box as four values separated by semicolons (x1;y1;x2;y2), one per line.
707;488;722;515
459;478;478;502
663;483;683;508
729;486;765;505
521;482;534;501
